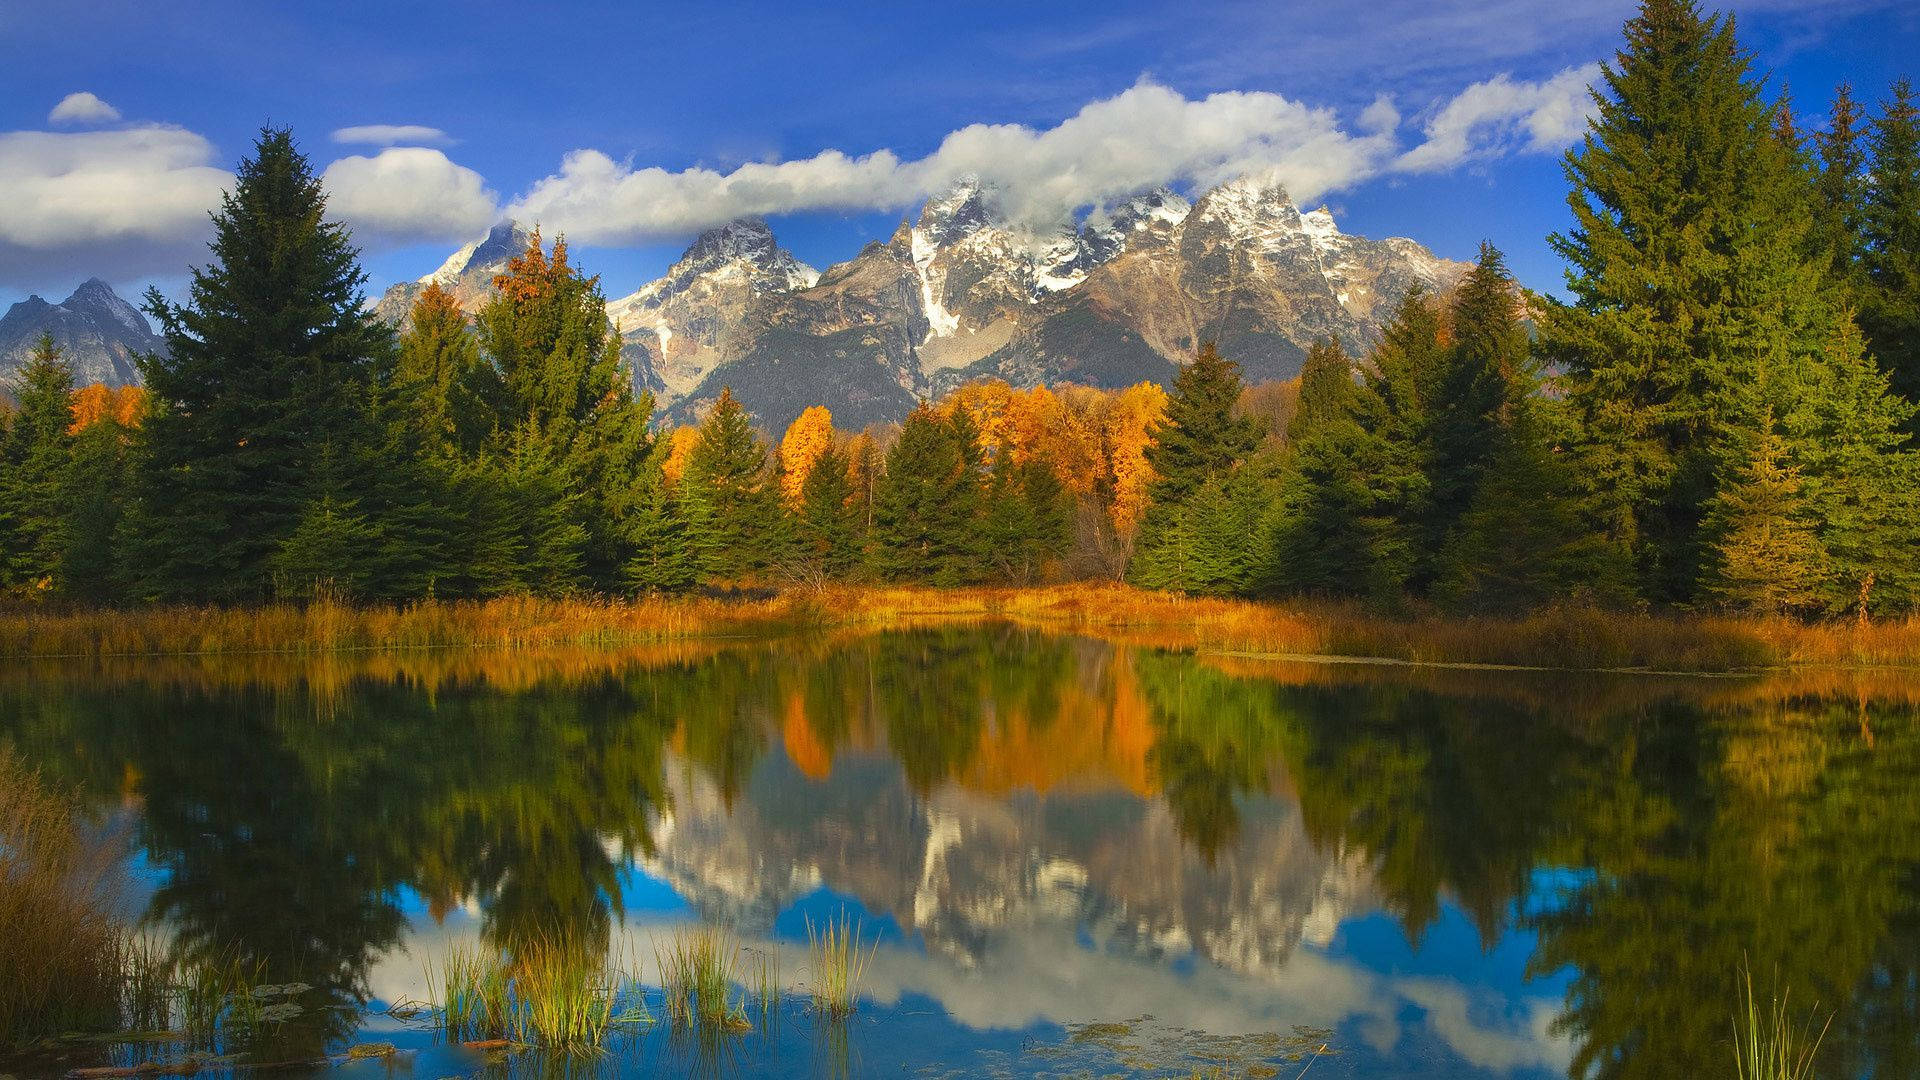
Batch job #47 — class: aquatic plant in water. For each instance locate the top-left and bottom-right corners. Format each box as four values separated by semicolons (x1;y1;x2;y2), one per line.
804;911;874;1020
1733;967;1830;1080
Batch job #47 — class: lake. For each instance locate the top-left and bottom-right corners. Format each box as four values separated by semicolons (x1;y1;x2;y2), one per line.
1;625;1915;1078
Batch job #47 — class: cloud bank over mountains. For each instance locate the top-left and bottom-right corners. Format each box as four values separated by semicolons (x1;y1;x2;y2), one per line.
0;67;1597;289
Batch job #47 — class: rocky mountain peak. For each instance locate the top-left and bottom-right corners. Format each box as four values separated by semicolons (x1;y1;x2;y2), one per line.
917;176;996;247
0;278;159;387
420;219;531;286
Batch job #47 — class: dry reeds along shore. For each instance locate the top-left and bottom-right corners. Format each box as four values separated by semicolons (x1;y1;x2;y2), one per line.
5;584;1920;673
0;750;126;1049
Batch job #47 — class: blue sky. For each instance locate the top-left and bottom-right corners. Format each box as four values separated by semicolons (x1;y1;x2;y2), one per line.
0;0;1914;310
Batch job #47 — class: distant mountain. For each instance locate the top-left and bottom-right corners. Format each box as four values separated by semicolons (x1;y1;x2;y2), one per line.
0;279;160;389
369;220;534;328
382;174;1472;431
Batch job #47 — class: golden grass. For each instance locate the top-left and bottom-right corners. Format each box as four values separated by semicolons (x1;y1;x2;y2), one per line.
1733;967;1829;1080
424;933;642;1054
0;749;126;1048
6;584;1920;673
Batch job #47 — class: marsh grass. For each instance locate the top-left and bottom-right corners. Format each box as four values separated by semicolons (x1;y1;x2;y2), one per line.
746;947;780;1028
1733;968;1830;1080
424;934;645;1055
654;926;748;1032
13;584;1920;672
804;912;874;1020
0;750;126;1049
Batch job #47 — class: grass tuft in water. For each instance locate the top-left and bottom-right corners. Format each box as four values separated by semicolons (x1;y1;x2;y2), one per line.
423;932;642;1055
654;926;748;1032
1733;967;1830;1080
805;911;874;1020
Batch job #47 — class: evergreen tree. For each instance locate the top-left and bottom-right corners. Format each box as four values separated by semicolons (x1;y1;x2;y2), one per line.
1791;319;1920;617
871;405;983;584
790;443;862;583
680;387;773;582
1861;79;1920;406
136;128;394;602
1703;413;1828;613
624;441;698;594
1814;83;1869;290
1130;342;1262;590
468;232;653;588
1288;337;1353;444
60;398;140;603
981;452;1072;585
1541;0;1838;603
1429;247;1530;563
0;334;76;591
392;282;481;454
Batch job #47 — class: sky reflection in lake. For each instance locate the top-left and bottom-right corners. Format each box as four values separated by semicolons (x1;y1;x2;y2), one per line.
1;626;1914;1078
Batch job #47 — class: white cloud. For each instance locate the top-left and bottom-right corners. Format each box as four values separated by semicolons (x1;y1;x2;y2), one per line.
331;124;453;148
0;125;231;287
1395;64;1601;173
48;92;123;126
320;147;498;243
508;81;1404;244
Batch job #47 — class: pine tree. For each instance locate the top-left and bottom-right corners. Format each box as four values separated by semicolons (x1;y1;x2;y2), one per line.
393;282;481;454
1814;83;1869;292
624;441;698;594
1429;247;1530;563
468;231;654;588
791;443;861;583
1541;0;1838;603
1130;342;1262;589
871;405;984;584
1288;337;1353;444
1704;413;1828;613
680;387;773;582
0;334;76;591
1861;79;1920;406
981;452;1071;585
60;394;140;603
1791;319;1920;617
136;128;394;601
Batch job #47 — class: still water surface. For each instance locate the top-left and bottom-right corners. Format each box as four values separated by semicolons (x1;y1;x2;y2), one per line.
2;625;1916;1078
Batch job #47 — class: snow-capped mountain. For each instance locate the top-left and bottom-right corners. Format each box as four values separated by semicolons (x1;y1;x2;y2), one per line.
605;219;817;402
370;220;534;327
0;278;161;388
379;174;1469;431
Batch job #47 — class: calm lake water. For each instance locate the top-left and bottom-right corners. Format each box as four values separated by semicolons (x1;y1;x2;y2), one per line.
2;625;1916;1078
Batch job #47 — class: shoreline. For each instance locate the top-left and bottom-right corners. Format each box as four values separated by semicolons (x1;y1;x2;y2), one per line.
3;584;1919;675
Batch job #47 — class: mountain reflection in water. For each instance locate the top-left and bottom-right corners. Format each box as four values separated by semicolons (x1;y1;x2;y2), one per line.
1;625;1915;1078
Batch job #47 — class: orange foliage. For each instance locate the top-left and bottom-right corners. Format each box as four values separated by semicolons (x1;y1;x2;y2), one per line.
781;689;835;781
661;426;700;486
67;383;146;434
778;405;835;506
938;378;1166;536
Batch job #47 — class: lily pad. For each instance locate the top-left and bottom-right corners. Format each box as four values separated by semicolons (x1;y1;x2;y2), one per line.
249;983;312;1000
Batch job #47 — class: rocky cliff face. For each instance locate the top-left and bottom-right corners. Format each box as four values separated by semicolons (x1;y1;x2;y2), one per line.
383;174;1470;431
0;278;161;388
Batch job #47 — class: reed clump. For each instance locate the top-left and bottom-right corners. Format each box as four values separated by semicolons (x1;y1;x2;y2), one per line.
0;750;126;1049
804;912;874;1020
654;925;748;1032
1733;968;1830;1080
424;932;640;1055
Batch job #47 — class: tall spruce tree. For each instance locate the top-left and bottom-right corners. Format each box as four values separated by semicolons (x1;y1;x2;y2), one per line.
1814;83;1870;291
625;439;698;594
871;404;983;584
1541;0;1839;602
1703;412;1828;613
136;127;393;601
1129;342;1262;590
60;395;140;602
680;387;774;582
1;334;76;590
790;443;862;583
1429;247;1530;565
1861;79;1920;406
981;452;1072;585
469;232;654;589
1288;337;1353;444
